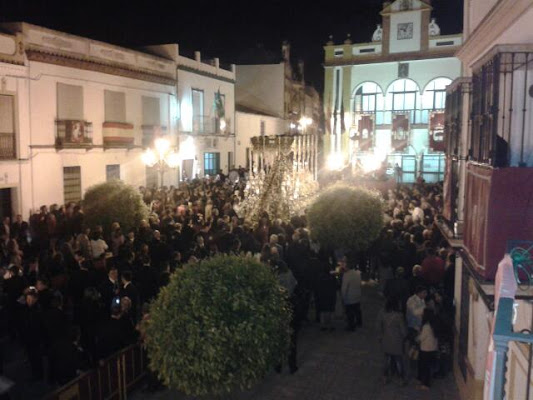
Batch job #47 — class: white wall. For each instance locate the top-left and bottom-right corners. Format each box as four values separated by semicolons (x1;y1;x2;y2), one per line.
1;60;177;217
235;111;285;168
176;68;236;177
177;68;235;134
235;64;284;118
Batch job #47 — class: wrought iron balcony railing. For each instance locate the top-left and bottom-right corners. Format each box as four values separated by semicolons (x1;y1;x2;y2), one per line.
55;120;93;147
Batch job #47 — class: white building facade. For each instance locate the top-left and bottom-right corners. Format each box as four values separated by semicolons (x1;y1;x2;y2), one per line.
323;0;462;182
0;23;236;220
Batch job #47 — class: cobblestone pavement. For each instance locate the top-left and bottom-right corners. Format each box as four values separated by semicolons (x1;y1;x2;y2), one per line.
132;282;460;400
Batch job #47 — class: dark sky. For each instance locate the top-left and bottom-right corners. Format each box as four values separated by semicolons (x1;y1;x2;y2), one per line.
0;0;463;93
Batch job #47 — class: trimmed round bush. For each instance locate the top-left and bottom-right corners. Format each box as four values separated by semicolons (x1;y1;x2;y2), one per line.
82;180;149;233
308;184;383;252
143;255;292;397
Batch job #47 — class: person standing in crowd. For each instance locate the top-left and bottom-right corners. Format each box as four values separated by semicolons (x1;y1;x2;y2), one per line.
417;308;439;390
341;262;362;331
376;297;407;385
275;259;300;374
317;265;337;331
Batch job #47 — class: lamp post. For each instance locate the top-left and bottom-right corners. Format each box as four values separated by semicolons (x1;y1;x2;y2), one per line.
141;137;180;187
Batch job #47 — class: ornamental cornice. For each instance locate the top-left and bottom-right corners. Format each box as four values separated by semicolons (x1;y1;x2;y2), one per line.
457;0;532;69
26;49;176;86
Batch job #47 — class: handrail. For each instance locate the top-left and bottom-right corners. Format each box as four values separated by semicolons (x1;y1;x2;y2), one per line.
44;343;147;400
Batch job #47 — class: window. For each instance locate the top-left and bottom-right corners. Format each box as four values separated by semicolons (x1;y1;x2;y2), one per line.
104;90;126;123
57;83;83;120
142;96;160;126
106;164;120;181
260;120;266;135
63;166;81;204
334;49;344;58
192;89;204;133
423;78;452;110
204;152;220;176
354;82;383;113
0;95;15;159
388;79;419;112
228;151;234;170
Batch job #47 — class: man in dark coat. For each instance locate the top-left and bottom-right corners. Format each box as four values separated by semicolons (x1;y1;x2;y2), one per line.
20;290;45;380
119;271;140;324
48;326;89;385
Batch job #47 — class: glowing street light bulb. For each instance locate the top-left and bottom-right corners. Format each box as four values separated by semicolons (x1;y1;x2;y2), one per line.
327;153;344;171
165;151;180;168
219;118;227;131
141;149;157;167
154;137;170;157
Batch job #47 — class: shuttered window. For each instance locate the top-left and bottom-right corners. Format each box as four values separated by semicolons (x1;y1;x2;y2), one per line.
104;90;126;123
106;164;120;181
142;96;160;126
63;166;82;204
57;83;83;120
0;95;15;159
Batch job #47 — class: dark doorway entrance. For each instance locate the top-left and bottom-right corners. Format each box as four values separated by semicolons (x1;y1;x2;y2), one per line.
0;188;12;220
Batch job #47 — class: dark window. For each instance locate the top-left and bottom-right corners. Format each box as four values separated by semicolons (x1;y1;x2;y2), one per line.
63;166;81;204
260;120;266;135
436;41;454;47
106;164;120;181
360;48;376;54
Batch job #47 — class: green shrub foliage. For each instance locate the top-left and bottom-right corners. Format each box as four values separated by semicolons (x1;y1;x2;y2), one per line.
308;184;383;252
82;180;149;234
144;255;292;396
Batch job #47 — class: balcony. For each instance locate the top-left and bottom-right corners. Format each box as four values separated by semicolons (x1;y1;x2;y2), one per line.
182;115;228;136
102;122;135;148
470;46;533;167
55;120;93;148
0;132;15;160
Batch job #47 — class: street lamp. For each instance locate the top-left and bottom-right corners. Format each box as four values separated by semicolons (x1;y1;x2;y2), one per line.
141;137;180;187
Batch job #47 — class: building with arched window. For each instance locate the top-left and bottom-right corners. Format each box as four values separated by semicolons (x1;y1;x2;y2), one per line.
323;0;462;182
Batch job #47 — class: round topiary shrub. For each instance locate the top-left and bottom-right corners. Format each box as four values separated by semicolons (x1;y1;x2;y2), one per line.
143;255;292;397
307;184;383;252
82;180;149;234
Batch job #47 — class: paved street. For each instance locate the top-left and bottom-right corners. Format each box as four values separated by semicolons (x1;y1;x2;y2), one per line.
132;282;460;400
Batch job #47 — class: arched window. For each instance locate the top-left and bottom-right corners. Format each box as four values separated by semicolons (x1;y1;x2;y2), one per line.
386;79;419;112
423;78;452;110
353;82;383;114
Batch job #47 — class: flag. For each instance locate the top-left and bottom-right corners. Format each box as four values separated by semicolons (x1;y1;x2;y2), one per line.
214;89;225;120
340;98;346;134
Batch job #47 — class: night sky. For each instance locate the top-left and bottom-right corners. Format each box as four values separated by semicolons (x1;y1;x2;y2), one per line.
0;0;463;93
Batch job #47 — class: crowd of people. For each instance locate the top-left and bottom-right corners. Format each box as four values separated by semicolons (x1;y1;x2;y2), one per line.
375;182;455;390
0;174;454;394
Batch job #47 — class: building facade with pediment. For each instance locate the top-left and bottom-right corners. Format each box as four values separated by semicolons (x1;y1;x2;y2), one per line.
323;0;462;182
0;22;236;219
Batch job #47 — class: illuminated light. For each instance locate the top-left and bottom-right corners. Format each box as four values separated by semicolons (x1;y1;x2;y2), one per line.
165;151;180;168
299;116;312;127
141;149;157;167
327;153;344;171
290;123;297;129
154;138;170;158
219;119;226;131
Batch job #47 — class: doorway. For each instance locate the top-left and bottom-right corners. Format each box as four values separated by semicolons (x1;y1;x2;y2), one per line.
0;188;12;220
